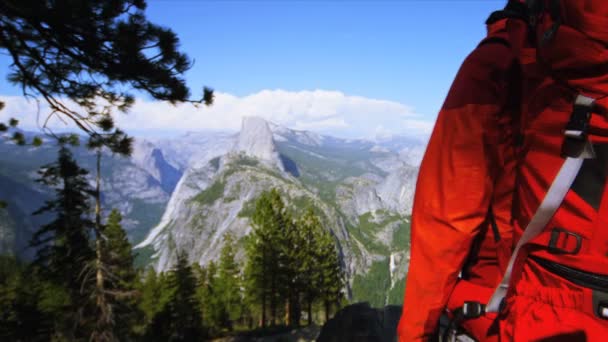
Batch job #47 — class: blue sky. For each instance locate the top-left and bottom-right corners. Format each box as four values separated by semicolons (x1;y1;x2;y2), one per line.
0;0;505;138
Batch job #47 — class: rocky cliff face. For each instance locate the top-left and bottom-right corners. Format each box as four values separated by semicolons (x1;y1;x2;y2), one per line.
0;132;185;253
234;116;284;171
0;119;423;305
136;117;420;304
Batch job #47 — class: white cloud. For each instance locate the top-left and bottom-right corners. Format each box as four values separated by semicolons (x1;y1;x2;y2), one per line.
0;89;433;139
293;117;349;131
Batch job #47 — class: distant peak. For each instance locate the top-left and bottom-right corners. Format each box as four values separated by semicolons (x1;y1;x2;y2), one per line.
234;117;281;166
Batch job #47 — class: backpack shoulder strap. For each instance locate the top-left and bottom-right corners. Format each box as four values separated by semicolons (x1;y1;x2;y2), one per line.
486;0;530;25
486;94;597;313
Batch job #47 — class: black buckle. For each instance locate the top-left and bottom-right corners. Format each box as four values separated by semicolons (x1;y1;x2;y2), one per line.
561;96;594;158
462;301;485;319
593;291;608;320
548;228;582;255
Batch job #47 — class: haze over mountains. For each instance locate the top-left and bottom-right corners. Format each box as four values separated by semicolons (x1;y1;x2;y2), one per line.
0;116;426;306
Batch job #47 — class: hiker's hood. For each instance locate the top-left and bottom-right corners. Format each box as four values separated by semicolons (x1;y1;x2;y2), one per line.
535;0;608;97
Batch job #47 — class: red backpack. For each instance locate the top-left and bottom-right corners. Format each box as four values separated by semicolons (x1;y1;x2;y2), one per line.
484;1;608;340
446;0;608;338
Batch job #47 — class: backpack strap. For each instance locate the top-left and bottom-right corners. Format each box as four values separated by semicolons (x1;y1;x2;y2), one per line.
486;94;597;313
486;0;530;25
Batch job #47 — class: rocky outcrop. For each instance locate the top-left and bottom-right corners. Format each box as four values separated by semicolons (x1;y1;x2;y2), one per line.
376;167;418;214
234;116;284;171
317;303;402;342
134;117;419;296
131;140;182;193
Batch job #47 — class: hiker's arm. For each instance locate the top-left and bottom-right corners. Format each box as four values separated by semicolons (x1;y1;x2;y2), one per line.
397;41;512;341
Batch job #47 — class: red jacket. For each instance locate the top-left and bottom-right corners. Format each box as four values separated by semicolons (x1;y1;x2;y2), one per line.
497;2;608;340
397;13;533;341
513;0;608;281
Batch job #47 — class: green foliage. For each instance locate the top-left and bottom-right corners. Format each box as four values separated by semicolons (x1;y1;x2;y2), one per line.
129;199;165;246
244;189;292;327
193;180;225;205
387;277;406;306
104;209;142;339
138;269;171;332
0;0;213;151
97;116;115;132
145;253;204;341
238;198;257;218
347;211;408;255
8;118;18;127
216;233;243;328
347;222;389;255
57;133;81;147
235;155;260;167
30;145;96;339
297;207;323;325
351;259;391;308
0;200;6;209
31;136;43;147
315;222;346;321
391;216;411;251
0;256;53;341
244;191;345;328
198;261;221;332
192;241;245;334
87;129;134;156
134;245;157;269
11;132;25;146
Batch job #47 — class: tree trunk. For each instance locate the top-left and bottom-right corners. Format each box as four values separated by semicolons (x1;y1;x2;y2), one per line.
285;298;290;326
93;150;113;342
324;300;330;323
262;247;267;329
270;275;277;326
307;295;312;326
292;295;301;327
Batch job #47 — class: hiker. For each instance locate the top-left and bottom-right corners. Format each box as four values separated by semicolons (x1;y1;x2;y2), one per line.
491;1;608;340
396;1;533;340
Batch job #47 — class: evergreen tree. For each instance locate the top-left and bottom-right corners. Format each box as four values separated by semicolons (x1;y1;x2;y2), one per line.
145;252;203;341
245;189;291;327
316;228;345;322
1;0;213;148
86;128;134;342
138;268;170;334
281;210;302;327
198;260;223;334
0;256;52;341
30;145;96;339
297;207;323;326
103;209;141;340
216;233;242;330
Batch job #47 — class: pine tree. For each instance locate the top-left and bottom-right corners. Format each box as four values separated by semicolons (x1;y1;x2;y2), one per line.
245;189;291;327
199;260;223;334
216;233;242;330
297;207;323;326
1;0;213;147
146;252;203;341
138;268;170;334
30;145;96;339
0;256;52;340
282;210;302;327
85;118;139;341
316;228;345;322
103;209;141;340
